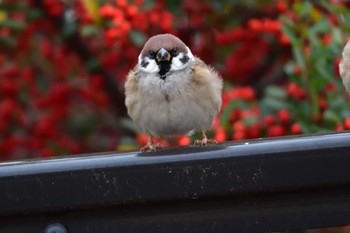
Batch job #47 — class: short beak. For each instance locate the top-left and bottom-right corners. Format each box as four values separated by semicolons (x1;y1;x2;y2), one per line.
156;48;171;62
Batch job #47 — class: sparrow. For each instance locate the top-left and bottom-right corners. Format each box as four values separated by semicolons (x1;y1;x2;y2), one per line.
124;34;223;151
340;40;350;94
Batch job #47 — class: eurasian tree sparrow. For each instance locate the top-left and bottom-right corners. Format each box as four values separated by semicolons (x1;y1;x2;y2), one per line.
125;34;223;151
340;40;350;94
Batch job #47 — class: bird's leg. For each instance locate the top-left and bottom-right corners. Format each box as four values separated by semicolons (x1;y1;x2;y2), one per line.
140;136;163;152
194;131;217;146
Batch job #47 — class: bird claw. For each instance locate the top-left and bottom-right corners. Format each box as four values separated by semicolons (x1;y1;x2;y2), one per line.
140;143;163;152
194;138;217;147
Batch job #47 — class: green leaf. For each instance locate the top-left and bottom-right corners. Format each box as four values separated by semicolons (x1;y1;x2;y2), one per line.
292;45;305;70
259;86;288;116
310;19;330;34
306;29;320;47
279;15;295;28
121;118;139;133
129;29;147;47
242;115;257;126
119;136;138;146
314;61;334;84
260;97;288;113
281;26;299;46
70;115;97;138
298;118;317;134
294;2;313;18
62;22;78;38
0;19;26;30
328;94;350;114
265;86;287;99
290;100;311;119
140;0;155;11
331;27;343;45
86;58;101;71
310;75;327;91
284;61;296;75
0;36;16;47
26;9;43;20
323;109;341;124
81;25;99;36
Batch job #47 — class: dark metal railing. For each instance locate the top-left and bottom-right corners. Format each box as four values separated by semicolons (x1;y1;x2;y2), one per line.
1;132;350;233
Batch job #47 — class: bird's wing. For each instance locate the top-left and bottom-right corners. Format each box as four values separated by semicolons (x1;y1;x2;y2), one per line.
124;67;139;117
340;40;350;94
189;57;223;113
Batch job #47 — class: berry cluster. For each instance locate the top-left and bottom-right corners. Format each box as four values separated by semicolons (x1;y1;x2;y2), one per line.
0;0;174;159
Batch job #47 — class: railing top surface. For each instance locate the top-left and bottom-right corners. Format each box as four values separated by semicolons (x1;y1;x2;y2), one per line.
1;132;350;232
1;132;349;176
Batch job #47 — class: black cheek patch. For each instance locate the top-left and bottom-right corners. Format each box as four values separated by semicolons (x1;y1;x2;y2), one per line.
180;55;189;64
141;60;149;68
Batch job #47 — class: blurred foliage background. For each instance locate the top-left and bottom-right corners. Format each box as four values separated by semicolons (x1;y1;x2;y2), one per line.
0;0;350;162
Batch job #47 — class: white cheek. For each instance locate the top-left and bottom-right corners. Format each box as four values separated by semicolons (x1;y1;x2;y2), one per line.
171;47;194;71
138;56;159;73
171;56;184;71
171;52;191;71
186;46;195;61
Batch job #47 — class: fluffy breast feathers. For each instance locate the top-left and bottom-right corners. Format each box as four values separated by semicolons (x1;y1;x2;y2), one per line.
124;57;223;137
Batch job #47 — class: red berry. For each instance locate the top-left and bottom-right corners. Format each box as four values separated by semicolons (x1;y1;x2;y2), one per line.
126;5;138;18
263;115;276;126
286;82;306;100
344;118;350;130
246;124;261;139
215;127;227;142
328;15;338;25
232;131;246;141
137;134;148;145
241;87;256;101
99;4;118;18
34;117;56;138
318;99;328;112
0;79;19;97
212;117;220;128
178;136;191;146
335;124;344;132
291;123;302;134
0;136;21;155
280;33;290;46
278;109;290;124
322;34;332;45
116;0;128;8
40;148;55;158
248;19;262;31
276;1;287;12
267;125;285;137
90;75;105;88
233;121;245;132
293;66;302;75
0;99;16;122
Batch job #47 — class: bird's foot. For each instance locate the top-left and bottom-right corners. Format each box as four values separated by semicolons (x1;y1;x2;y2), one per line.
140;143;163;152
194;132;217;146
194;138;217;146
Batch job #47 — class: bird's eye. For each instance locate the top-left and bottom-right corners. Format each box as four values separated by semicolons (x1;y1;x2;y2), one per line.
149;51;156;59
170;48;178;56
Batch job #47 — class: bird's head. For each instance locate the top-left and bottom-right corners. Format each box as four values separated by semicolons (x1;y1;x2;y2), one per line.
137;34;194;80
